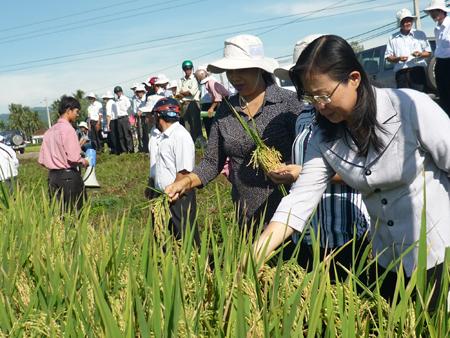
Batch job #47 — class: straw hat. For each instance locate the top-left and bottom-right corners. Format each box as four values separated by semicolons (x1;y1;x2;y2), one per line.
274;34;325;81
207;34;279;74
396;8;416;26
424;0;449;13
102;91;114;99
86;92;97;99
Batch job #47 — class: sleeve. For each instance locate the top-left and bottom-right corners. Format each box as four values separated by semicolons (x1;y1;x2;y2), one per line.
175;132;195;172
419;32;432;52
125;96;131;111
412;92;450;173
189;78;199;97
385;37;394;58
192;108;227;185
64;129;84;166
271;133;335;232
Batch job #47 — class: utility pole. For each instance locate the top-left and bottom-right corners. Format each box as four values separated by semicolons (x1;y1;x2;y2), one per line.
414;0;422;29
44;98;51;129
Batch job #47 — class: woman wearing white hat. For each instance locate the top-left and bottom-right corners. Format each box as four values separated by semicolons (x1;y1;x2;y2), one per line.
425;0;450;116
166;34;302;228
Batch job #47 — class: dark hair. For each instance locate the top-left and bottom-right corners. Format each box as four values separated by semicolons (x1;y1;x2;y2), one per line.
290;35;383;156
58;96;81;116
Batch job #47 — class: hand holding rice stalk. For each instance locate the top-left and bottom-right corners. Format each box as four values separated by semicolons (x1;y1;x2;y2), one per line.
223;97;287;196
149;189;171;240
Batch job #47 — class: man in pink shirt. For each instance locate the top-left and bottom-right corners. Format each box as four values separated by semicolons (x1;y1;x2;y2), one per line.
194;68;230;137
39;96;89;212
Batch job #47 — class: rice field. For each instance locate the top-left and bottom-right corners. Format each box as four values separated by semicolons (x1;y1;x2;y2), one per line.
0;153;449;337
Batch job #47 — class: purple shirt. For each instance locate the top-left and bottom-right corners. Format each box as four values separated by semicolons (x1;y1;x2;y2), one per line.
205;78;230;102
38;118;87;169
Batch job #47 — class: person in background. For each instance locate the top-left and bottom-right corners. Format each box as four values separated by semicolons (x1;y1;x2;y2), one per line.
194;68;230;138
252;35;450;309
114;86;134;154
129;83;140;129
385;8;432;91
165;34;301;229
102;91;117;154
425;0;450;116
38;96;89;212
167;80;178;98
147;97;199;243
177;60;206;147
272;34;370;280
77;121;92;152
132;84;149;153
143;76;158;100
86;92;103;152
0;135;19;194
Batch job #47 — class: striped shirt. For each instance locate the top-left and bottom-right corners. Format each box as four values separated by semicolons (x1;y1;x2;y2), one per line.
292;108;369;248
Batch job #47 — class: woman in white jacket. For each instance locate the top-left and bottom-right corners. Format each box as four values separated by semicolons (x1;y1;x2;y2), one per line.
254;35;450;308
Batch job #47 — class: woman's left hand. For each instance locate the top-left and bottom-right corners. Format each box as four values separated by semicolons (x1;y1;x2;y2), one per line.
267;164;302;185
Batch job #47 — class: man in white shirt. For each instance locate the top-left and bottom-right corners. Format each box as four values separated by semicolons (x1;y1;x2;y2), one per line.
86;92;103;152
132;84;148;153
177;60;205;147
102;91;118;154
0;135;19;193
385;8;432;91
114;86;134;154
425;0;450;116
147;97;198;243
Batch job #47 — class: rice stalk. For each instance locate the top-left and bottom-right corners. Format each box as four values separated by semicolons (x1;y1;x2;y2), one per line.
149;192;171;241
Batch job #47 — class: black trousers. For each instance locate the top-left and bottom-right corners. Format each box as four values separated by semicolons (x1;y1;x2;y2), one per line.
108;120;118;154
136;115;149;153
89;120;102;151
435;58;450;117
182;101;202;142
48;168;86;212
116;116;134;154
366;262;446;312
395;66;427;91
200;103;214;138
169;190;200;245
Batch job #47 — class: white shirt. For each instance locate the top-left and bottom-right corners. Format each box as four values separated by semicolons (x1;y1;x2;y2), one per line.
143;91;165;113
385;29;431;72
0;143;19;181
148;122;195;190
434;16;450;59
115;95;131;117
87;101;103;121
105;99;118;120
132;96;146;116
178;74;200;101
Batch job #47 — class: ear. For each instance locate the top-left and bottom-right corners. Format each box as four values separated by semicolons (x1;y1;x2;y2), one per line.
348;71;361;89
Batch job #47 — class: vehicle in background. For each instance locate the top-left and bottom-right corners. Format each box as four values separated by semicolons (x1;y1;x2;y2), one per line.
356;39;437;96
0;130;26;154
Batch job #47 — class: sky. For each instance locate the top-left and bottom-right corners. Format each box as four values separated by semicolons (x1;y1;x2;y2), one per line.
0;0;441;115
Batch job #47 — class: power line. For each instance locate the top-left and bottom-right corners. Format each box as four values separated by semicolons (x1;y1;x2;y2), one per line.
0;0;405;73
0;0;204;45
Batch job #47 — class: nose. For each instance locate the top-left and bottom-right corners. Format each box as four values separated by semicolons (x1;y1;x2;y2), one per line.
313;101;327;110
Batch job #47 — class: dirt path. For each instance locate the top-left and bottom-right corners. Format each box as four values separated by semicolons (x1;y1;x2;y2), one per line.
18;151;39;160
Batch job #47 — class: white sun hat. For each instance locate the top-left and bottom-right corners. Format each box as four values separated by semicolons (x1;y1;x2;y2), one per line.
130;83;139;90
274;34;325;81
86;92;97;99
135;84;146;92
167;80;178;89
424;0;449;13
155;74;169;85
207;34;279;74
396;8;416;26
78;121;89;129
101;91;114;99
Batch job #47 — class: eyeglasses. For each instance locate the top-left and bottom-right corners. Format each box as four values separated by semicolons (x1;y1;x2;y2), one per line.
301;78;347;105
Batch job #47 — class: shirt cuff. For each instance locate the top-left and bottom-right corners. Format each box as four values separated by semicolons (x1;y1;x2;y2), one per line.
270;210;307;233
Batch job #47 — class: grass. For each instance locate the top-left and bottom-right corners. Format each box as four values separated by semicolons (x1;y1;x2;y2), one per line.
0;153;448;337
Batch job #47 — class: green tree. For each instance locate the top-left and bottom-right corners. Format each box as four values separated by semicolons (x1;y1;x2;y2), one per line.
50;90;89;124
8;104;43;139
0;120;6;131
350;41;364;53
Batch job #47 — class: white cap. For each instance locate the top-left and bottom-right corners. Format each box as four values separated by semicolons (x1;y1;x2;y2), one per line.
130;82;139;90
86;92;97;99
135;84;146;92
102;91;114;99
78;121;88;129
155;74;169;85
167;80;178;89
425;0;449;13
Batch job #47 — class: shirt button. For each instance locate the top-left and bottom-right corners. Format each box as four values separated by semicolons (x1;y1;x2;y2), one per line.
387;220;394;226
365;169;372;176
381;198;388;205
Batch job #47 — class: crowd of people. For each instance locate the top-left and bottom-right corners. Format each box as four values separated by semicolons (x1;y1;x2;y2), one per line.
0;0;448;310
